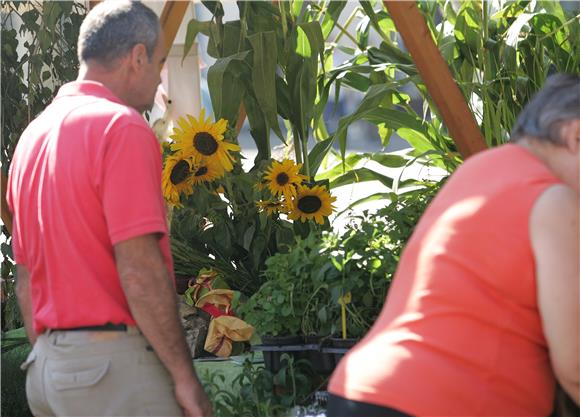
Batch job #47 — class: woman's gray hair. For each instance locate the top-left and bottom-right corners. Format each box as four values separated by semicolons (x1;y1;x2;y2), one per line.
511;73;580;144
78;0;160;66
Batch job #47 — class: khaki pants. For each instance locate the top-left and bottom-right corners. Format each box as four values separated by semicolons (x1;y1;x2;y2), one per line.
21;328;183;417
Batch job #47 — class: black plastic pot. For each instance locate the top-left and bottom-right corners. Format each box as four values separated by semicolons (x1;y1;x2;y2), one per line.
253;335;340;374
322;338;359;365
261;335;303;346
252;335;304;373
302;336;335;374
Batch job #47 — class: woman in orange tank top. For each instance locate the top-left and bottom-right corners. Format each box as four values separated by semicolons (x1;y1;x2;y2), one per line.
327;74;580;417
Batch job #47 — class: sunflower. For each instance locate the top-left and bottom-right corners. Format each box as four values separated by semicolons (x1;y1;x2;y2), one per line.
256;199;288;216
170;109;240;172
191;159;222;186
264;159;307;199
287;184;336;225
162;152;195;207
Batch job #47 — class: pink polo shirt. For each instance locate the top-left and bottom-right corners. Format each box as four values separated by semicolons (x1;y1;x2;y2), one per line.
7;81;174;334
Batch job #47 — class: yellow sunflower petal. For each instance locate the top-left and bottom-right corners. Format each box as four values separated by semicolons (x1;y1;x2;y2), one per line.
169;110;239;173
264;159;307;199
162;152;195;207
287;184;335;224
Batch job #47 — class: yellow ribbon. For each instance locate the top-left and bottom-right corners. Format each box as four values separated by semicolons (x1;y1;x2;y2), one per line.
204;316;255;357
338;292;352;340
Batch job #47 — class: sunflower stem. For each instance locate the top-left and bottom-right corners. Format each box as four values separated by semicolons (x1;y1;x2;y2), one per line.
293;127;303;165
301;136;310;179
279;0;288;39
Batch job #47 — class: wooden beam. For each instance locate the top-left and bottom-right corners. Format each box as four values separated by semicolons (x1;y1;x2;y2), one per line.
384;1;487;159
160;1;190;53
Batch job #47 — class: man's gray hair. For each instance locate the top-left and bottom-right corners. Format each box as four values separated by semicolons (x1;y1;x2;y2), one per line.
78;0;160;66
511;73;580;145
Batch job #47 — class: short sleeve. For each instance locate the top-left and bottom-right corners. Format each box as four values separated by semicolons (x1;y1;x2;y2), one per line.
99;122;167;245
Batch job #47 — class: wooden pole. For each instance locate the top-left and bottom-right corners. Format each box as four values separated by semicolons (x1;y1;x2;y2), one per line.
384;0;487;158
160;1;190;54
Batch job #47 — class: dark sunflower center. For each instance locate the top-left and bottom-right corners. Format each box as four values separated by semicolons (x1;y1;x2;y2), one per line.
276;172;289;186
170;160;191;185
195;166;208;177
297;195;322;213
193;132;218;156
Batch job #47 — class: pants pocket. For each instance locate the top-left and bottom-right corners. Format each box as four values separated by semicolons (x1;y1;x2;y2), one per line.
48;359;110;391
20;347;37;371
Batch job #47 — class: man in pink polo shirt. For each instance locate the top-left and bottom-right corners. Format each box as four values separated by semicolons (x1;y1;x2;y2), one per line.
7;2;212;416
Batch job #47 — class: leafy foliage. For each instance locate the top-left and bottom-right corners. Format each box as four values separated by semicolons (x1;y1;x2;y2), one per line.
238;233;341;337
169;158;310;295
238;180;441;339
200;354;314;417
1;1;86;171
1;328;32;417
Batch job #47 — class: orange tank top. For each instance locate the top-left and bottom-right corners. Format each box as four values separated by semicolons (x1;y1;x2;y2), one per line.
329;144;561;416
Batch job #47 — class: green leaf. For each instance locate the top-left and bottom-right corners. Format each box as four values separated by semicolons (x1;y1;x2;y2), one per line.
202;1;224;18
335;192;396;218
397;128;434;155
342;72;371;92
359;1;389;42
297;22;324;58
287;55;317;142
317;152;407;182
222;21;249;57
363;108;429;135
454;3;481;56
308;137;334;176
242;222;256;251
295;26;312;58
321;1;347;38
248;31;283;140
207;51;250;122
21;10;40;32
330;168;395;189
183;19;212;59
243;92;270;163
370;153;407;168
42;1;62;30
317;306;327;322
369;43;416;76
275;76;292;120
291;0;304;19
333;84;408;159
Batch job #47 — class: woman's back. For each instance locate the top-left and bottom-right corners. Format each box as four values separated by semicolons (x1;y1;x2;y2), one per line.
329;144;561;416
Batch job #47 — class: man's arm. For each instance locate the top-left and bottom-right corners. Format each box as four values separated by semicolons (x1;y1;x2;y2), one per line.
114;234;212;417
531;184;579;405
15;264;36;345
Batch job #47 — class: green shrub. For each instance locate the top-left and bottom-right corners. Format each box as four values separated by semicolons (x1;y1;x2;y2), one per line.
1;329;32;417
201;354;314;417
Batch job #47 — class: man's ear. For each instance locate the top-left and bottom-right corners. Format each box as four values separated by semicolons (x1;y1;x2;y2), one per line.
129;43;148;71
560;119;580;154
